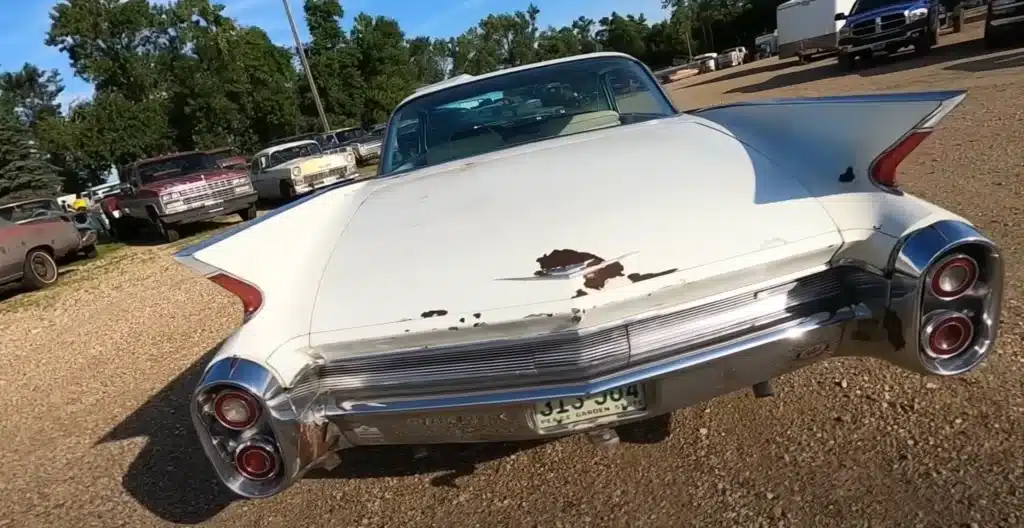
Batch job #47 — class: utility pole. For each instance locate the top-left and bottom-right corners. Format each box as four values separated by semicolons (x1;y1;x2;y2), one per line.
282;0;330;133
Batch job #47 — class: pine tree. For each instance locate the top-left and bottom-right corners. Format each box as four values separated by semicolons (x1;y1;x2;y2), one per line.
0;112;62;205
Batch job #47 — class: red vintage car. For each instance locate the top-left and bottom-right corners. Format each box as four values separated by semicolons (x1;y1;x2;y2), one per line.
0;198;98;290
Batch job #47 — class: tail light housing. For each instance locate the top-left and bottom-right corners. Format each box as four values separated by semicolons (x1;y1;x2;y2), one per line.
208;272;263;321
922;311;974;359
928;254;978;300
213;388;262;430
235;439;280;481
871;130;931;188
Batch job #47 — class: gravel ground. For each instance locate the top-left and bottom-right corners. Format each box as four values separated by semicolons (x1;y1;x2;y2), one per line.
2;24;1024;528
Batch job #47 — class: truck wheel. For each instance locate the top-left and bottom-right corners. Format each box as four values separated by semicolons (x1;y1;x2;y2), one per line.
984;26;1003;48
838;52;855;71
157;220;180;243
22;248;59;290
914;31;933;54
238;204;258;222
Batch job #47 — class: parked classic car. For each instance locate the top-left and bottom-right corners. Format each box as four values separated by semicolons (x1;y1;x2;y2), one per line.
249;140;357;201
325;126;383;166
984;0;1024;48
0;199;98;289
175;53;1003;498
112;151;258;242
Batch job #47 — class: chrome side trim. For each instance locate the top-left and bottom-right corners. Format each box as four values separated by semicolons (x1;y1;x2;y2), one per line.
690;90;967;114
990;13;1024;24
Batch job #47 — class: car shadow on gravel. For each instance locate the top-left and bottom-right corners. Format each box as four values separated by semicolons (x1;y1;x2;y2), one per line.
726;37;993;95
97;344;236;525
682;59;799;89
945;50;1024;72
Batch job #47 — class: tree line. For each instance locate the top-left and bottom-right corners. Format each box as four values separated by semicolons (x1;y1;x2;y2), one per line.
0;0;784;203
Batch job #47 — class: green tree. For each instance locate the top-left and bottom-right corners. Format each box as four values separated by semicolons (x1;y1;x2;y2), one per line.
0;112;62;204
0;64;65;128
301;0;365;130
350;13;416;126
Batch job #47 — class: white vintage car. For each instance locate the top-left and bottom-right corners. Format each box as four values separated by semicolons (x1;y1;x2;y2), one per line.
176;53;1002;498
249;140;357;200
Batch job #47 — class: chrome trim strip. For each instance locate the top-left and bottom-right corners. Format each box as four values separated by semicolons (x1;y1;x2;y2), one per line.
331;307;863;416
690;90;967;114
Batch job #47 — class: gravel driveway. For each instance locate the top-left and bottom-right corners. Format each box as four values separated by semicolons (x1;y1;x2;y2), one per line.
2;24;1023;527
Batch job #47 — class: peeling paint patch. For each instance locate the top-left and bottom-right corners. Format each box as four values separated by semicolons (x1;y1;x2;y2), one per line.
472;313;481;319
535;249;602;276
839;166;856;183
573;289;588;298
570;314;583;324
525;313;554;319
459;317;465;323
448;326;459;331
627;268;678;283
421;310;449;318
472;322;487;328
583;262;624;290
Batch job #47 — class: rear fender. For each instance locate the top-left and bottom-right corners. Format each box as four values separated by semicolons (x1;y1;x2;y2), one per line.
692;90;970;268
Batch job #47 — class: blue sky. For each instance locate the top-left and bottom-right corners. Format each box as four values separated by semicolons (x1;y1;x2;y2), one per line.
0;0;667;109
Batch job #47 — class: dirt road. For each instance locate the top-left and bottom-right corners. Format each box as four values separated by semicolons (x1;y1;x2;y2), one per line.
2;24;1023;527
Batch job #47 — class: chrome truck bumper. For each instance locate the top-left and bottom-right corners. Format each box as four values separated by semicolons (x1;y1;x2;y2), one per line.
192;220;1003;499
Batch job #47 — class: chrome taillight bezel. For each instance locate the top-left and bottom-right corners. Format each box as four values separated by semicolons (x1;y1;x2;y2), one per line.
921;310;974;359
213;389;263;431
234;438;282;481
926;253;979;300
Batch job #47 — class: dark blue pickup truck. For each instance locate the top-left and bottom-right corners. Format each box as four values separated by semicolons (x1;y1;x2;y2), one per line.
834;0;952;70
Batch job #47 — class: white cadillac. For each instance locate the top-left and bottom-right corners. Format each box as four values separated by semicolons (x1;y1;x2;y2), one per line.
176;53;1003;498
248;139;357;201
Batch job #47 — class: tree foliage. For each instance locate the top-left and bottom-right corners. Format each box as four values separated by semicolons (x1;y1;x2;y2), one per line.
0;0;785;202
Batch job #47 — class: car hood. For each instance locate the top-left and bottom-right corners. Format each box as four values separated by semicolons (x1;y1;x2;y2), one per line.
309;116;843;334
846;2;923;24
140;170;243;194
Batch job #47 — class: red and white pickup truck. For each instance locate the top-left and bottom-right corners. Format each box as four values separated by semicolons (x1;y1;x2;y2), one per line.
103;150;258;243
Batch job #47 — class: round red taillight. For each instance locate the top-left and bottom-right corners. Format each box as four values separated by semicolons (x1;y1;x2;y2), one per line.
213;390;261;430
929;254;978;300
923;312;973;359
235;441;279;481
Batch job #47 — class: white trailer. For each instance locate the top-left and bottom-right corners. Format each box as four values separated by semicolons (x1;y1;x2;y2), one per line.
777;0;856;63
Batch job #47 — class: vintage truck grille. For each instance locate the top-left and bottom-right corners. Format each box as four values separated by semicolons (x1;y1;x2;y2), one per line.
293;267;878;399
180;178;248;207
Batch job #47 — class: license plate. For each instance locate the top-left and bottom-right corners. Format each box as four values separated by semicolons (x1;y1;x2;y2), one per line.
533;384;647;429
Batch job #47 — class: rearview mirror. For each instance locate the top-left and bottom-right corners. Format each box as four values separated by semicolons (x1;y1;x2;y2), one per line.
834;12;846;20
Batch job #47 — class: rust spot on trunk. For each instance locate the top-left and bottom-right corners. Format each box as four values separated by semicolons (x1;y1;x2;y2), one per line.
459;317;465;323
472;313;481;319
448;326;459;331
421;310;449;318
573;289;588;298
583;262;624;290
536;249;602;276
627;268;678;283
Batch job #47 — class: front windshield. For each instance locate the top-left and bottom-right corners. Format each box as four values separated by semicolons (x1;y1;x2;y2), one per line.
268;142;322;168
379;56;676;176
849;0;907;15
137;153;220;185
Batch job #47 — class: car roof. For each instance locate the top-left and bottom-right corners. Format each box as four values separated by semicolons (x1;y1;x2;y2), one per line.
252;140;320;158
129;151;203;167
396;51;644;107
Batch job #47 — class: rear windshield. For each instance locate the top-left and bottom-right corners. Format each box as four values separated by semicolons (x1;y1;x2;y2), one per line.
379;56;676;176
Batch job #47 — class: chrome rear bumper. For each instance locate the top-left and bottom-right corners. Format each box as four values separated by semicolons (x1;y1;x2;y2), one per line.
192;219;1003;498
